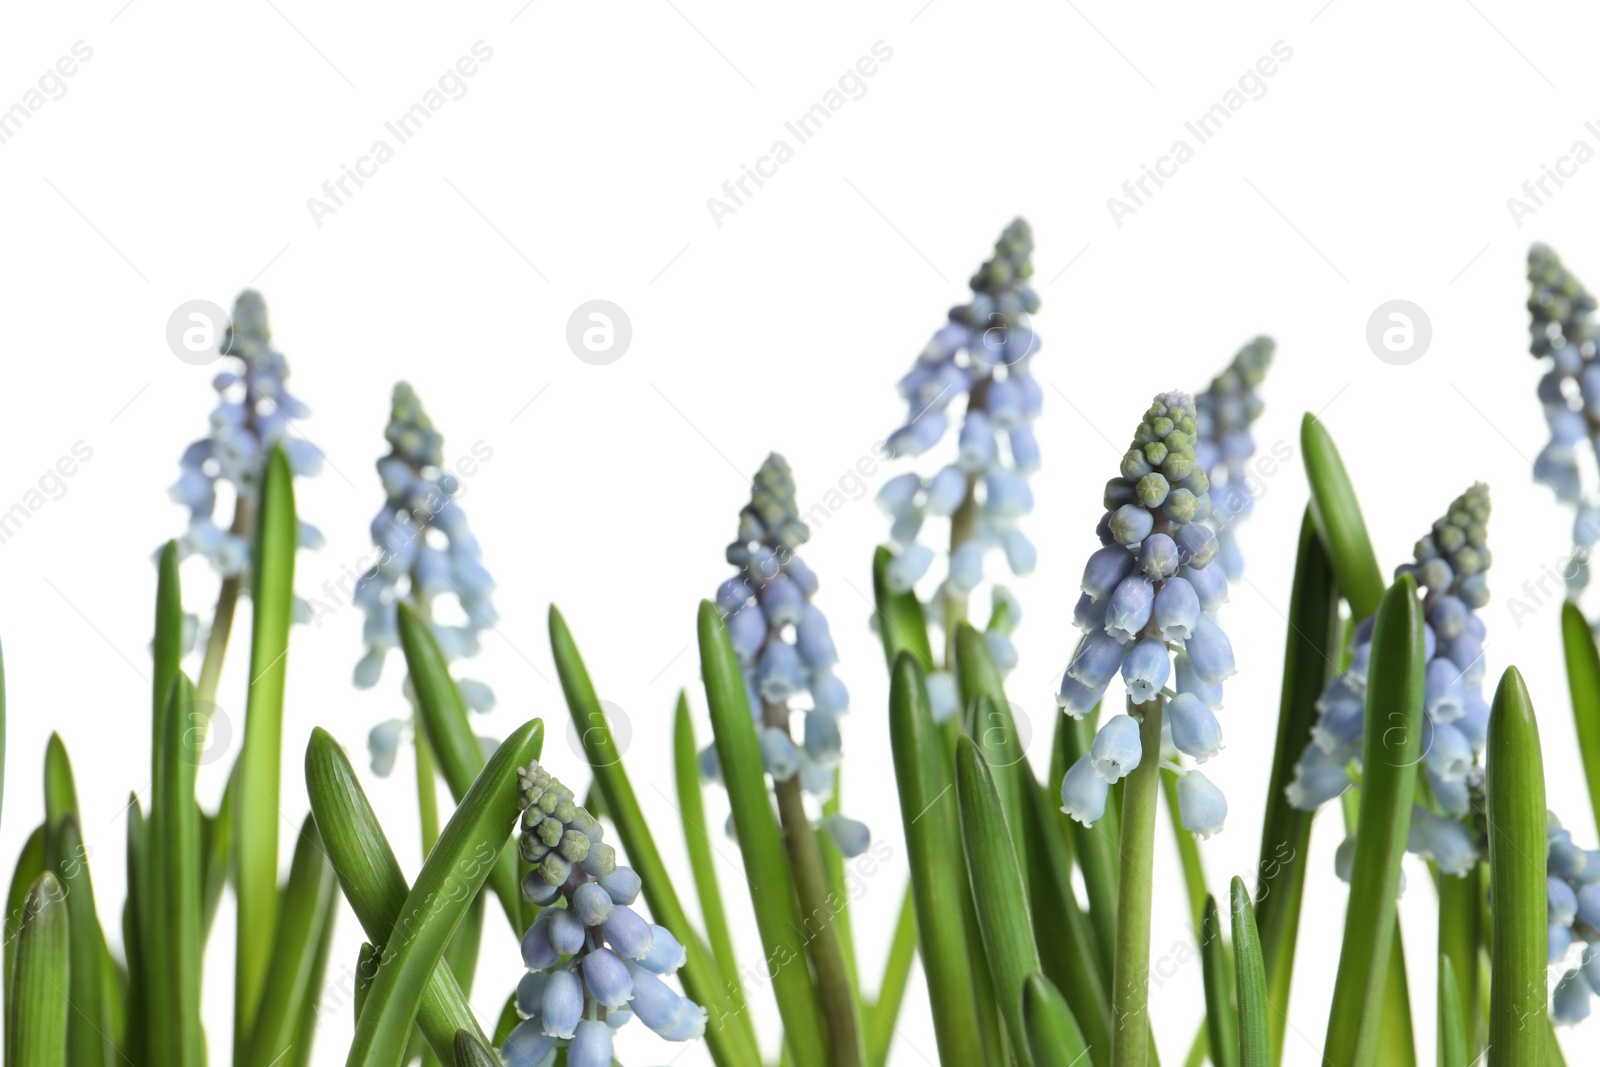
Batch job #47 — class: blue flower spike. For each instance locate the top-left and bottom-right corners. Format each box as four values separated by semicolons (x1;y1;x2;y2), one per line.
706;453;869;851
881;219;1043;666
354;383;499;775
1194;336;1275;580
1058;391;1236;839
504;762;706;1066
1527;244;1598;506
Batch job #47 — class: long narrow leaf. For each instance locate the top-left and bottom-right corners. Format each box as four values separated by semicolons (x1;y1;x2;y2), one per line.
4;824;45;1015
1058;710;1117;984
1323;576;1423;1066
870;546;935;672
244;817;336;1067
303;727;492;1060
121;802;146;1067
8;873;69;1067
1200;895;1238;1067
1231;877;1268;1067
1487;667;1547;1065
1436;869;1481;1065
42;738;109;1067
864;891;917;1067
1439;956;1466;1067
398;602;524;931
694;600;829;1067
345;716;544;1067
1560;600;1600;833
152;541;183;765
956;735;1044;1067
1254;510;1340;1066
1300;413;1384;618
888;654;984;1067
235;445;298;1052
672;693;742;995
1022;972;1091;1067
549;605;761;1067
148;676;204;1066
289;886;340;1067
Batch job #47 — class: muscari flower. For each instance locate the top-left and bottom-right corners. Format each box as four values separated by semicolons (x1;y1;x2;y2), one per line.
356;383;498;775
1528;244;1599;506
163;290;323;644
1287;484;1492;879
702;454;870;857
877;219;1042;711
1543;813;1600;1025
1194;336;1274;581
504;763;705;1067
1057;392;1235;840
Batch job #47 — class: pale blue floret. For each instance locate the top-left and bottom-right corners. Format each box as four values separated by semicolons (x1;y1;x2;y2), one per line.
1110;504;1154;546
824;814;872;858
1120;638;1170;704
1083;544;1137;600
876;472;922;517
1168;692;1222;763
1423;658;1466;721
804;710;843;768
1424;720;1474;784
542;971;584;1039
501;1021;557;1067
1153;577;1200;641
1181;562;1229;612
926;671;960;723
887;543;935;593
568;1021;613;1067
1089;714;1143;782
810;672;850;715
1406;806;1478;876
582;948;634;1010
758;728;801;781
1553;971;1593;1026
1104;576;1155;644
1551;875;1581;928
948;541;986;596
1183;614;1236;684
925;466;968;515
1174;652;1223;710
1138;534;1180;580
1068;631;1126;690
1175;770;1228;840
1060;754;1110;826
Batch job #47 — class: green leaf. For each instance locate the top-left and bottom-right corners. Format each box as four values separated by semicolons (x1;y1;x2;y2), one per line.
41;737;110;1067
1438;956;1466;1067
1300;413;1385;618
353;944;377;1026
1323;575;1424;1066
819;775;859;992
1560;600;1600;833
288;885;339;1067
1162;772;1208;930
956;624;1027;871
1056;709;1117;986
672;694;744;1000
147;675;204;1067
864;890;917;1067
152;540;183;766
121;801;147;1067
303;727;490;1061
1436;868;1482;1065
1110;697;1164;1067
956;735;1043;1067
202;769;237;941
887;655;985;1067
1200;895;1238;1067
345;716;544;1067
870;546;935;672
1487;667;1547;1065
451;1030;498;1067
1254;510;1341;1066
8;873;69;1067
549;605;762;1067
4;824;46;1017
244;817;337;1067
398;602;525;932
235;445;298;1052
1231;877;1269;1067
491;994;518;1047
1021;972;1091;1067
694;600;829;1067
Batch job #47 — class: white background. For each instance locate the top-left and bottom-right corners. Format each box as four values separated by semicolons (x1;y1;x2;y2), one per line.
0;0;1597;1063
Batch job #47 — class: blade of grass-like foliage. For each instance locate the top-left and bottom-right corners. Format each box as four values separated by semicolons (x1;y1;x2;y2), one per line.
235;446;298;1054
1058;708;1117;985
1546;1018;1567;1066
121;802;146;1067
1487;667;1547;1065
695;600;831;1067
1560;601;1600;832
864;891;916;1067
8;873;69;1067
888;654;984;1067
244;817;336;1067
1022;972;1091;1067
956;735;1045;1067
344;716;543;1067
956;624;1027;869
418;887;489;1067
1200;895;1238;1067
1231;877;1268;1067
1300;413;1384;618
289;887;339;1067
549;605;761;1067
452;1030;498;1067
202;771;237;941
1162;772;1207;928
491;994;517;1046
303;728;491;1060
1323;576;1423;1066
871;546;935;672
4;824;45;1013
148;675;204;1067
1110;696;1164;1067
1436;869;1481;1065
820;775;859;990
1254;510;1340;1067
42;737;110;1067
153;541;182;763
1023;774;1111;1066
1439;956;1466;1067
397;602;524;931
353;943;376;1025
671;694;742;990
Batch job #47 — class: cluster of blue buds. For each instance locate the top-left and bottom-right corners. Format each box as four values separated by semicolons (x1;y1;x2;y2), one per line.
705;454;870;858
503;762;705;1066
356;383;498;776
1287;484;1491;878
877;219;1042;710
1056;392;1235;840
165;290;324;637
1193;336;1274;581
1528;244;1598;506
1548;813;1600;1024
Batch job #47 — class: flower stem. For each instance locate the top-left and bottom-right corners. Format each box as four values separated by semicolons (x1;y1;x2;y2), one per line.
1111;694;1164;1067
408;580;440;855
195;497;254;708
763;700;865;1067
